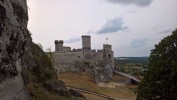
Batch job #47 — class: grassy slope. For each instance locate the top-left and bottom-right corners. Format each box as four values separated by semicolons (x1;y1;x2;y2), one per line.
58;72;136;100
26;82;84;100
24;43;84;100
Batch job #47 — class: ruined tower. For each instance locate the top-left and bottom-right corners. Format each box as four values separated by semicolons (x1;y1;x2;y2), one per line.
55;40;63;51
82;35;91;50
103;44;114;64
103;44;112;52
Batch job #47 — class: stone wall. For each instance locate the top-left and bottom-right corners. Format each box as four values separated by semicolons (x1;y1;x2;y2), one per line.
52;49;114;82
63;46;71;52
53;51;84;64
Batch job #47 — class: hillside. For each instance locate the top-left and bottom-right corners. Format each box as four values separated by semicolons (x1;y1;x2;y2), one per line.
115;57;149;65
58;72;136;100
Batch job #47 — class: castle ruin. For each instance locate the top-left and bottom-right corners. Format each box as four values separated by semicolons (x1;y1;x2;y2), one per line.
52;35;114;82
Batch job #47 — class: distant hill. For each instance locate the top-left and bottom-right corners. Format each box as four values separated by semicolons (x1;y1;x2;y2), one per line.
115;57;149;63
114;57;149;69
114;57;149;74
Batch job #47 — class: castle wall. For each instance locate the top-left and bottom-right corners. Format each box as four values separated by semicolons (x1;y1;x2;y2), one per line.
53;36;114;75
63;46;71;52
53;52;84;64
52;51;85;73
96;51;104;61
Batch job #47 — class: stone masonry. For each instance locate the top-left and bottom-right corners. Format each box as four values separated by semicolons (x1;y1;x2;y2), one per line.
52;35;114;82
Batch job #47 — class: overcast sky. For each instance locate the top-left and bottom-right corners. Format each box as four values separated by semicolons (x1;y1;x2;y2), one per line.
27;0;177;57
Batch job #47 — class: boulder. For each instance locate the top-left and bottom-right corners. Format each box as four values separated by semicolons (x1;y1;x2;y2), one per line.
69;89;85;98
44;80;69;96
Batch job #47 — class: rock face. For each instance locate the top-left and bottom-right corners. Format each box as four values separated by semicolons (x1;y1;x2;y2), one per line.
44;80;86;99
0;0;30;81
94;63;114;82
0;0;31;99
44;80;70;96
69;89;85;98
0;0;83;100
53;56;114;82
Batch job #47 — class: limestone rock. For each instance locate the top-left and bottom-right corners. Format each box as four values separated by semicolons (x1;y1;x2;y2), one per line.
0;0;31;99
0;0;31;82
69;89;86;98
44;80;70;96
94;63;114;82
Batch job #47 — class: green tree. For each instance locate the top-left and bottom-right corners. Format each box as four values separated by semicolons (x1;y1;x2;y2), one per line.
36;43;43;50
137;29;177;100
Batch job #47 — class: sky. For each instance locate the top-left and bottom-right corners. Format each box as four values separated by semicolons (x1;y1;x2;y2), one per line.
27;0;177;57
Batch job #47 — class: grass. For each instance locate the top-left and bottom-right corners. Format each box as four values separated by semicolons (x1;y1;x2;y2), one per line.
58;72;136;100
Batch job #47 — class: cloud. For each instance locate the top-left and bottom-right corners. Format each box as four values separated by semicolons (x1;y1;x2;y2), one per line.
65;37;81;43
125;10;137;13
106;0;153;7
159;29;172;34
96;17;128;34
131;39;148;48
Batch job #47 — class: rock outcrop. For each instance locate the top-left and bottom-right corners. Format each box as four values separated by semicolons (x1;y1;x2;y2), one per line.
0;0;58;100
44;80;70;96
0;0;31;99
44;80;86;99
0;0;30;83
69;89;86;98
94;63;114;82
54;58;114;82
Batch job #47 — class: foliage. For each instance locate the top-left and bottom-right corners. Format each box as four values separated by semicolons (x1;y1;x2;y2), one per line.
36;43;43;50
114;57;148;75
31;43;57;81
136;29;177;100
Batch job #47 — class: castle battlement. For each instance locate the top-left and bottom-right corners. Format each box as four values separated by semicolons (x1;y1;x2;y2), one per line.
55;40;63;44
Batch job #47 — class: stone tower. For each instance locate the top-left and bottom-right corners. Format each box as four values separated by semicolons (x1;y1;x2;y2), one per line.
82;35;91;50
103;44;114;65
103;44;112;51
55;40;63;51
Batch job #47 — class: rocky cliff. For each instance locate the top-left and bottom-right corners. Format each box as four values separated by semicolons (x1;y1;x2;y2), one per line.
0;0;31;99
0;0;57;100
0;1;86;100
0;0;30;83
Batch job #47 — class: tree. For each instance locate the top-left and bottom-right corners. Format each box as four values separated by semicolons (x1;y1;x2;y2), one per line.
36;43;43;50
137;29;177;100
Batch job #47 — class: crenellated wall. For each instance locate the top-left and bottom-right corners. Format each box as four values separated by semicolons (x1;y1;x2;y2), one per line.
53;35;114;82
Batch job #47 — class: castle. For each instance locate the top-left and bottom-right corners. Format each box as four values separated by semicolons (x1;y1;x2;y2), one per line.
52;35;114;74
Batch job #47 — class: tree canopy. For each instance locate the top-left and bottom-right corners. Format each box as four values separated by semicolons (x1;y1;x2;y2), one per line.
137;29;177;100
